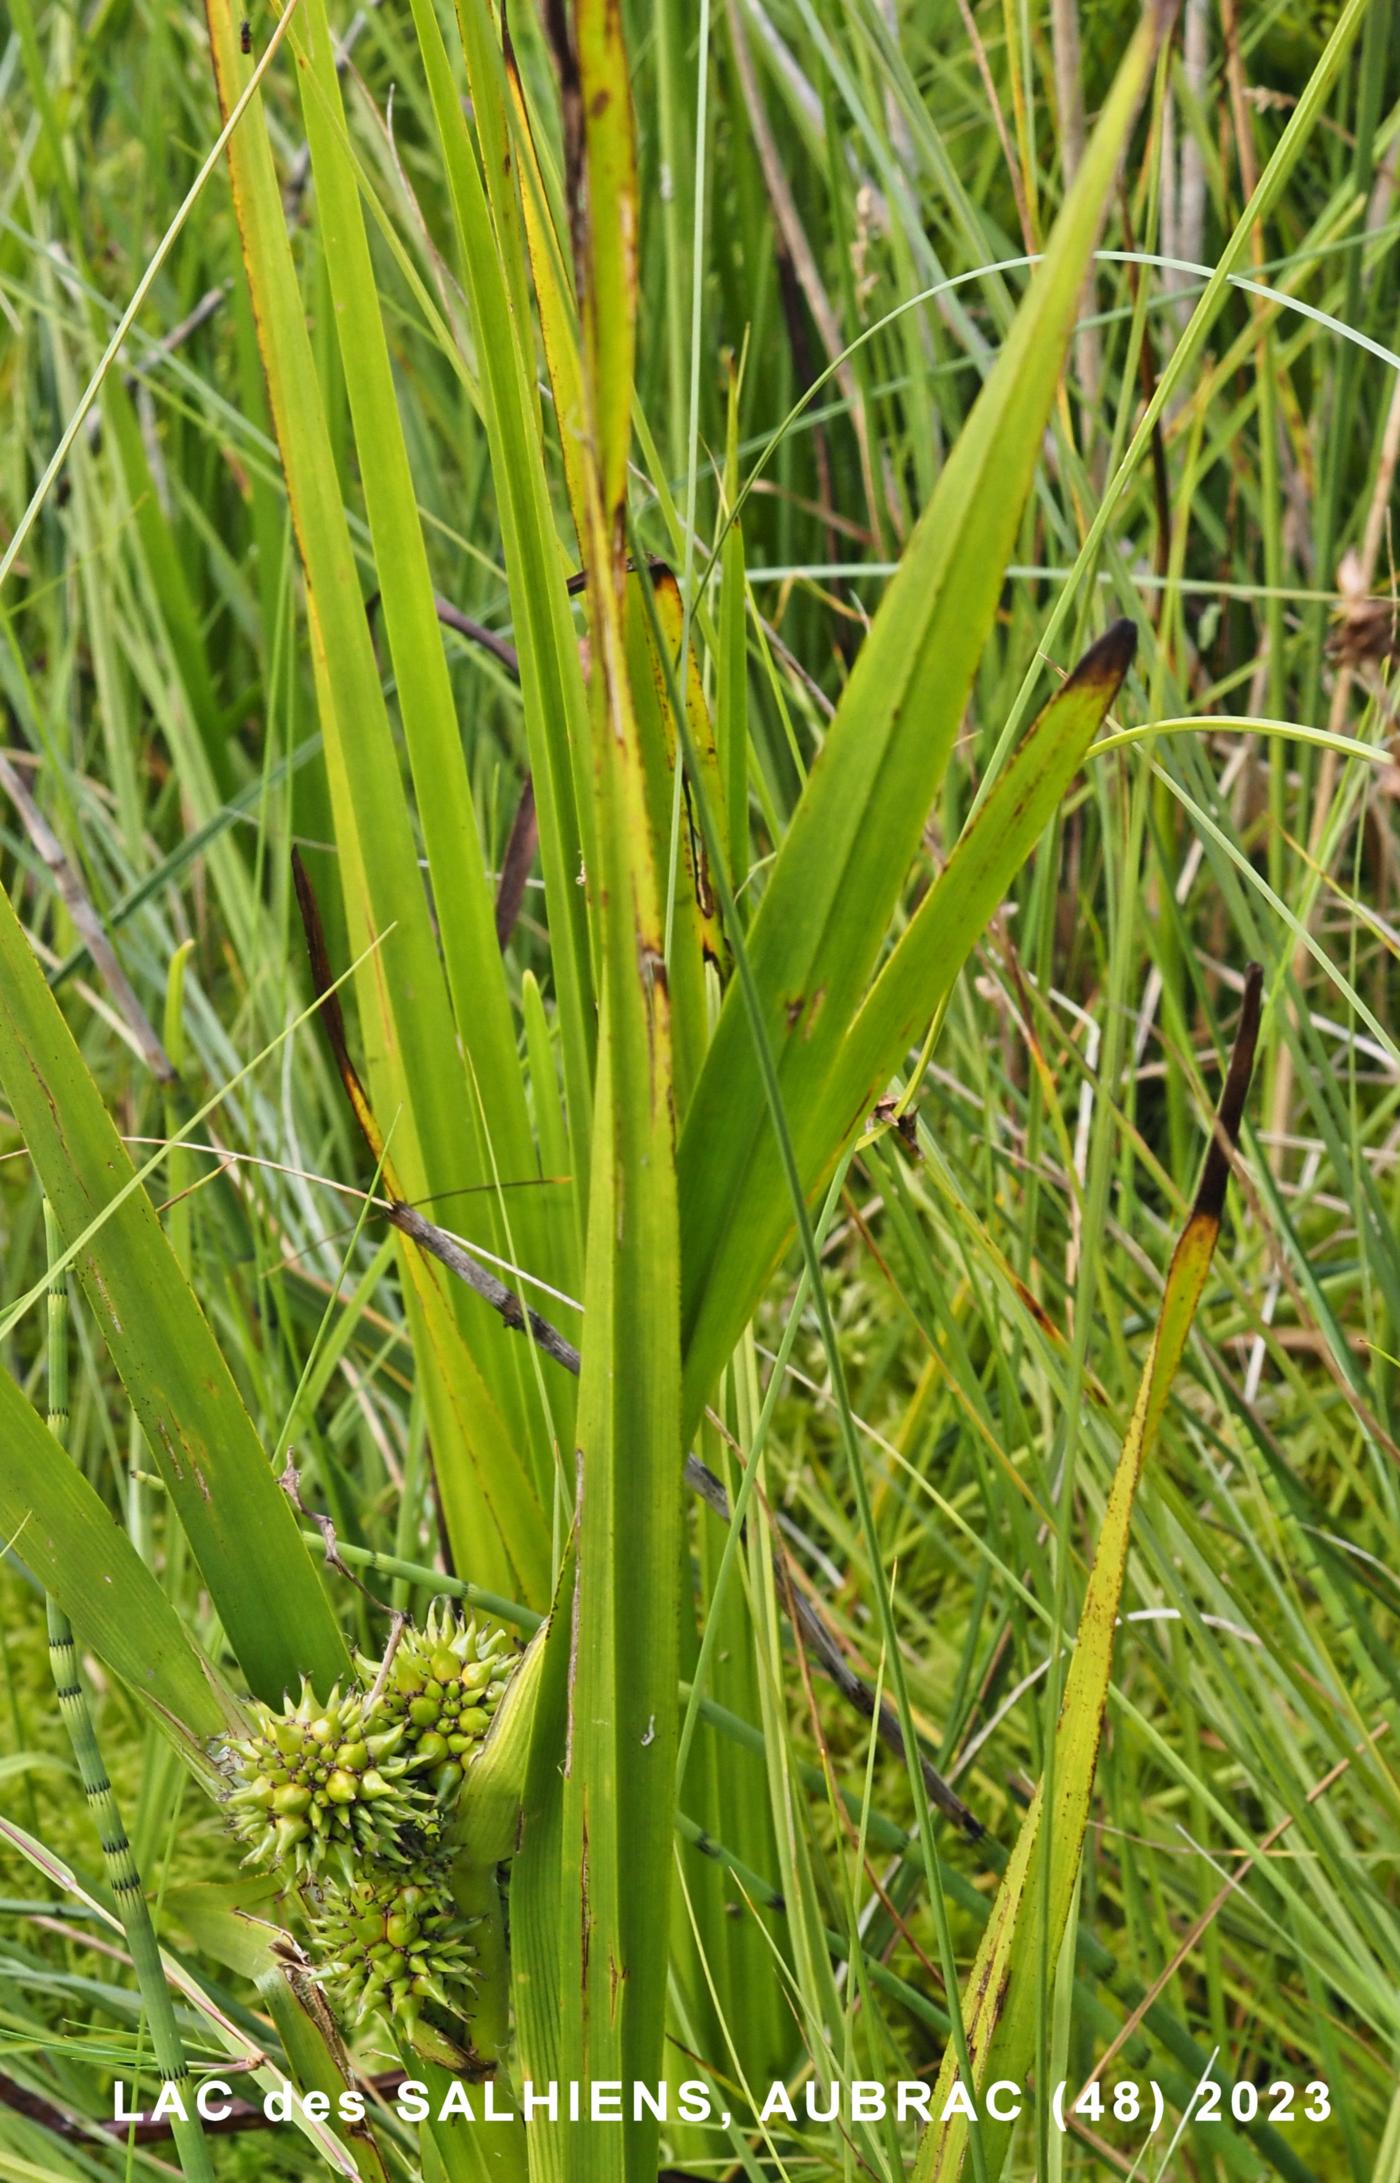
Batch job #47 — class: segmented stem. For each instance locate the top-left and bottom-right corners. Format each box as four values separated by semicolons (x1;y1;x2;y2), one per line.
42;1204;214;2182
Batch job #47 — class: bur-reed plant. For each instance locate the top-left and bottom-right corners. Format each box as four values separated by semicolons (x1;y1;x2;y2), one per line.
1;0;1397;2178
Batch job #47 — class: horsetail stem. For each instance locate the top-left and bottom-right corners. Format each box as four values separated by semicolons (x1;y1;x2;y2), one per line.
42;1203;215;2183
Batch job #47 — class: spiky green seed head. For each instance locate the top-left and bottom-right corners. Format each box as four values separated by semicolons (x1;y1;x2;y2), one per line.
223;1680;431;1876
356;1610;516;1798
309;1870;476;2038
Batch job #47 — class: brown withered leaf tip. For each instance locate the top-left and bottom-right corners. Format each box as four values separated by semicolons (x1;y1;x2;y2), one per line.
290;849;395;1190
1194;963;1263;1224
1064;616;1138;694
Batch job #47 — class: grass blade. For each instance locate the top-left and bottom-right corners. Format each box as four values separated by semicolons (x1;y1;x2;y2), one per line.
914;965;1264;2182
409;0;598;1158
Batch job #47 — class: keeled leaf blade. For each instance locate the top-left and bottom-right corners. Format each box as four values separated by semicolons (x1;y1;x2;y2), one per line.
676;15;1163;1430
0;880;348;1705
287;0;564;1475
204;0;550;1605
413;0;598;1165
681;618;1139;1426
551;0;685;2171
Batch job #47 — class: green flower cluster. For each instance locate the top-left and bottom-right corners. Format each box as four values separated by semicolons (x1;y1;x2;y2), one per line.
359;1605;515;1802
308;1872;476;2045
224;1679;428;1876
221;1611;518;2049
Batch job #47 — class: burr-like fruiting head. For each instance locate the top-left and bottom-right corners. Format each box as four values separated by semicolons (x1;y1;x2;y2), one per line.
360;1609;517;1801
223;1681;430;1876
308;1869;476;2042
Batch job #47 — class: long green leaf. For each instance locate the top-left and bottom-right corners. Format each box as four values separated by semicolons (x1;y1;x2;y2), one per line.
509;1543;576;2183
914;969;1263;2182
676;14;1163;1429
683;617;1138;1426
287;0;565;1477
0;1361;229;1757
204;0;549;1605
409;0;598;1165
623;568;722;1104
841;623;1137;1107
0;879;347;1704
553;3;685;2173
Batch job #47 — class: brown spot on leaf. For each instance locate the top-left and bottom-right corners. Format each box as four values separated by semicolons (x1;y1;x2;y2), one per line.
154;1418;183;1484
85;1259;122;1335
